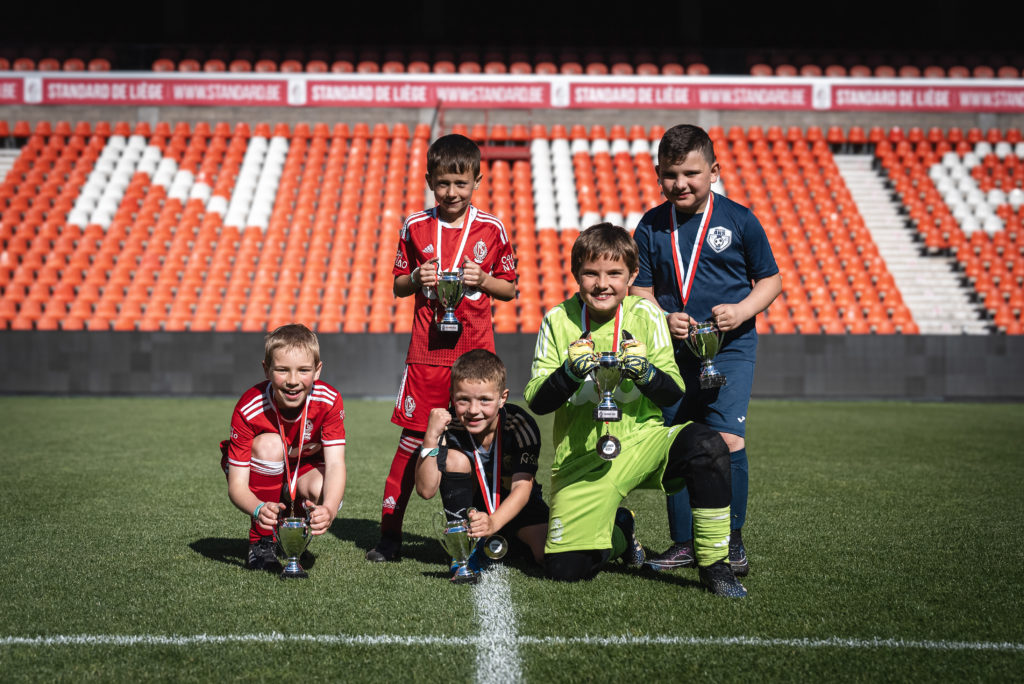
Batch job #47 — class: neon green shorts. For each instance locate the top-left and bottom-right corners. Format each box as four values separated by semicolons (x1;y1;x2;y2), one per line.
545;423;686;555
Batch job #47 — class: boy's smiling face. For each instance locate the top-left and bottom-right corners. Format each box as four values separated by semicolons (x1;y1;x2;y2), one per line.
452;378;508;441
263;346;322;414
575;254;638;323
656;149;720;215
426;168;481;224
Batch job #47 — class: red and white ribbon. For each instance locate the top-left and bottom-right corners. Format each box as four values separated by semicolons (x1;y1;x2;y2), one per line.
669;193;714;308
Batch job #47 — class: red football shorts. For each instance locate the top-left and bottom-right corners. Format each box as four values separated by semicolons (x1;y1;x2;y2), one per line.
390;363;452;431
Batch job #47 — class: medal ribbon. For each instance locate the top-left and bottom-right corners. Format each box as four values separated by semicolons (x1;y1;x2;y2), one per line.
435;205;476;272
580;302;623;351
271;386;312;505
468;422;501;515
669;192;714;308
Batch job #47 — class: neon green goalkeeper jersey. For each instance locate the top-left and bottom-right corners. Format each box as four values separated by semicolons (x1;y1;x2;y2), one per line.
524;294;685;488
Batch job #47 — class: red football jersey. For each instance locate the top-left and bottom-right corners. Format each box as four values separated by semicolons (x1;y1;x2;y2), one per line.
224;380;346;473
392;205;516;367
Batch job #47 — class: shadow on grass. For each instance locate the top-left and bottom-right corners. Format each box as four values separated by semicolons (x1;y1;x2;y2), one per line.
189;536;317;573
326;515;448;565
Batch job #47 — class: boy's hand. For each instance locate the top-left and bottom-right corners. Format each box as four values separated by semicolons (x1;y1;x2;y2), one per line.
620;337;655;386
666;311;696;340
304;499;333;535
257;501;285;530
417;257;440;287
566;336;598;381
425;407;452;444
467;508;497;539
461;258;487;289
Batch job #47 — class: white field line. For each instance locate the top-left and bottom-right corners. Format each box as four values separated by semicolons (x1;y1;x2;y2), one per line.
2;634;1022;652
473;565;522;684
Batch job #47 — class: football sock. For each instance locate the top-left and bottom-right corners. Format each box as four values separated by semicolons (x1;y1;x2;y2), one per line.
692;506;730;567
730;448;749;530
438;471;474;522
379;433;422;538
247;460;284;544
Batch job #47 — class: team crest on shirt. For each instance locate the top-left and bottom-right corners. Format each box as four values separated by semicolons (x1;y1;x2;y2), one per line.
404;396;416;418
339;409;345;421
707;226;732;253
303;419;314;441
473;240;487;263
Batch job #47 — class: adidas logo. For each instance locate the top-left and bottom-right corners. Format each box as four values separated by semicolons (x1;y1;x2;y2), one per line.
382;496;397;511
424;244;434;254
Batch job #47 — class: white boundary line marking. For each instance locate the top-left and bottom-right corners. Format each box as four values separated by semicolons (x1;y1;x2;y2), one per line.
474;565;522;683
2;633;1021;652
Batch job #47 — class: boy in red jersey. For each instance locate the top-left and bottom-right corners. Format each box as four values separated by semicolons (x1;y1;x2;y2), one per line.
367;134;518;562
220;324;347;571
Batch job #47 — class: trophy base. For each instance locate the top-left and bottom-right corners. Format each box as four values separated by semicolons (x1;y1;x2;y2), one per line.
698;372;727;390
450;562;478;584
597;434;621;460
279;560;308;580
594;407;622;422
437;322;462;334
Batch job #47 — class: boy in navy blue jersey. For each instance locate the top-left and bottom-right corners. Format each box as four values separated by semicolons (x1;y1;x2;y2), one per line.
630;124;781;577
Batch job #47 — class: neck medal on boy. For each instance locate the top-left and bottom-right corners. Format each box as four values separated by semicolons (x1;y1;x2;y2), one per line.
581;303;624;460
669;192;715;309
272;389;312;514
467;421;501;515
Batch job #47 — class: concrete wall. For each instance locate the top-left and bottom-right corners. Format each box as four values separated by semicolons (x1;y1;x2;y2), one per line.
2;332;1022;401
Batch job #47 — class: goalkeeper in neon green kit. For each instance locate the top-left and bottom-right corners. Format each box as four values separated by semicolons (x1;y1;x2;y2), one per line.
524;223;746;597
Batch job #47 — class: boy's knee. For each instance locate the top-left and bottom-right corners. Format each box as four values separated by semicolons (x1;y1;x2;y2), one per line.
544;550;603;582
671;423;729;474
440;449;472;474
251;433;284;462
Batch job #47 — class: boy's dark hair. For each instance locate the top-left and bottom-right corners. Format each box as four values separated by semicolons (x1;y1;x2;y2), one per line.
451;349;506;394
427;134;482;178
264;324;320;368
570;223;639;279
657;124;716;168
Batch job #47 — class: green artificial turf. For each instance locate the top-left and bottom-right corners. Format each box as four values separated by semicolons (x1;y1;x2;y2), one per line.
0;398;1021;682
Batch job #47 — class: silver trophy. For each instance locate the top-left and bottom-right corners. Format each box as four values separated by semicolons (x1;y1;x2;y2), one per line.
684;321;727;389
591;352;624;422
438;514;478;584
435;270;465;333
277;516;312;580
590;352;623;460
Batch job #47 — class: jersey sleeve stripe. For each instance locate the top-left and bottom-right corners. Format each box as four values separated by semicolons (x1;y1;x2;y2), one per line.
321;438;346;446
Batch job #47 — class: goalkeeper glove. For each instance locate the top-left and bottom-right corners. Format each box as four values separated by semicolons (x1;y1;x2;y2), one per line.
619;334;655;386
565;336;598;381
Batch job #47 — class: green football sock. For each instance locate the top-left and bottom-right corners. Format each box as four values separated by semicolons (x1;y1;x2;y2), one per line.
610;524;627;561
692;506;730;567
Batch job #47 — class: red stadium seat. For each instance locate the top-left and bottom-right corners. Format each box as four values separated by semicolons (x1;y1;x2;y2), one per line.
88;58;111;71
62;58;85;71
305;60;328;73
330;60;354;73
998;66;1020;79
661;63;684;75
203;59;226;72
254;59;277;72
750;64;772;76
13;58;36;71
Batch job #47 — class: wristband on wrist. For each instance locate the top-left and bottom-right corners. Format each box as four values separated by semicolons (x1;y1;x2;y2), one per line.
251;502;265;522
420;446;440;459
410;267;421;287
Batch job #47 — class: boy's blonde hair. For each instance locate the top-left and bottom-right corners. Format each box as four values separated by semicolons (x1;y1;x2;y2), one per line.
450;349;506;394
427;134;482;178
570;223;639;280
264;324;320;367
